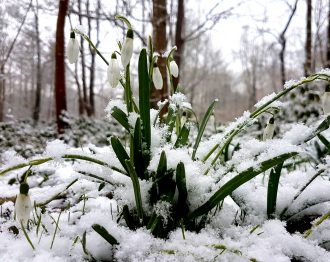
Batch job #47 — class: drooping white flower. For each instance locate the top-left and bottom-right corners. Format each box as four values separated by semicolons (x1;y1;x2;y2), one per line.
152;63;163;90
121;29;134;67
170;60;179;78
15;183;32;226
322;85;330;114
263;117;275;141
66;31;80;64
107;52;121;88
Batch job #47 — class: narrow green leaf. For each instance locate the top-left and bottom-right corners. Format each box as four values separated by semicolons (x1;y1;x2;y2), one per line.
133;118;144;179
267;162;284;219
176;162;189;218
304;115;330;142
82;231;88;255
317;133;330;151
138;48;151;150
111;136;130;174
174;125;190;148
122;205;136;230
165;107;176;142
187;152;297;221
157;151;167;177
192;100;217;160
111;106;130;132
92;224;119;245
125;159;144;219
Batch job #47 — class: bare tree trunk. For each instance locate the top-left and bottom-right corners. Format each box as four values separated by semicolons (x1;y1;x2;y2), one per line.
87;0;96;116
173;0;184;91
78;0;88;115
0;0;32;121
55;0;69;134
304;0;312;76
326;0;330;68
151;0;168;108
278;0;298;86
33;0;42;125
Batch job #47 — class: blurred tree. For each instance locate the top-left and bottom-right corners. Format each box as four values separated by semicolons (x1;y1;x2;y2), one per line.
0;0;32;122
55;0;69;134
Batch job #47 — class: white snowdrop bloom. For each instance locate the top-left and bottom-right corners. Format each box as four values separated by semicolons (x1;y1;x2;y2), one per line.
322;86;330;114
170;60;179;78
15;183;32;226
66;31;80;64
152;63;163;90
121;29;134;67
107;53;121;88
263;117;275;141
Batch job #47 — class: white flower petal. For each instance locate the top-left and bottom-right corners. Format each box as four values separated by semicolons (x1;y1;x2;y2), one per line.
153;67;163;90
121;38;133;67
170;60;179;78
66;38;80;64
263;122;275;141
15;193;32;226
107;58;121;88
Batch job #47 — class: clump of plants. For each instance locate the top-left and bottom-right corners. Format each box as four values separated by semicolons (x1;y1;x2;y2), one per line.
1;17;330;259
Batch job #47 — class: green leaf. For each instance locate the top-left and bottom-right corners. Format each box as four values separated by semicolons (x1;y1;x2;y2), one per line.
111;136;130;174
304;115;330;142
176;162;189;218
187;152;297;221
174;125;190;148
165;107;176;142
192;100;217;160
157;151;167;177
138;48;151;150
111;106;130;132
122;205;136;230
317;133;330;152
125;159;144;219
267;162;284;219
92;224;119;245
133;118;144;179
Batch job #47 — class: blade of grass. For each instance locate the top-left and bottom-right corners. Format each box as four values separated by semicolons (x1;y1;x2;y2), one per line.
174;125;190;148
111;136;130;173
125;160;144;220
138;48;151;150
187;152;297;221
92;224;119;245
111;106;130;132
192;100;217;160
267;162;284;219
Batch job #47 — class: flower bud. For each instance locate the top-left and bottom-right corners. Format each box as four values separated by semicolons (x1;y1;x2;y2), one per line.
107;52;121;88
170;60;179;78
15;183;32;226
322;85;330;114
121;29;134;67
263;117;275;141
66;31;80;64
152;63;163;90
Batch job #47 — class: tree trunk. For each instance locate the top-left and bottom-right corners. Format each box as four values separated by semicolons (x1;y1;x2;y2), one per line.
304;0;312;76
326;0;330;68
173;0;184;91
151;0;168;108
78;0;88;115
33;0;42;125
55;0;69;134
0;65;4;121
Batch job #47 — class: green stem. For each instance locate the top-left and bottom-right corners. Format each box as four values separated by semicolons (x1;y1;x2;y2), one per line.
304;209;330;238
73;29;109;66
50;211;62;249
20;220;35;250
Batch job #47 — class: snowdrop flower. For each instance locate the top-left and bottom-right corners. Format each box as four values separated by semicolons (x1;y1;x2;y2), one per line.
181;111;187;127
322;85;330;114
15;183;32;226
170;59;179;78
107;52;121;88
66;31;80;64
263;117;275;141
121;29;134;67
152;63;163;90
